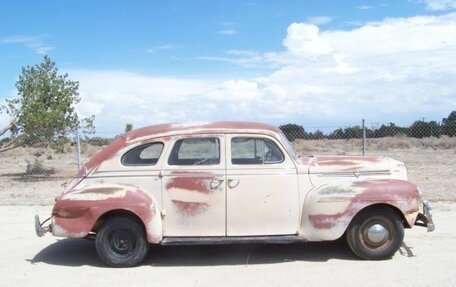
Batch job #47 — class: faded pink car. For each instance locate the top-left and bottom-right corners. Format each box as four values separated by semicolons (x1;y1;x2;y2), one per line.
35;121;434;267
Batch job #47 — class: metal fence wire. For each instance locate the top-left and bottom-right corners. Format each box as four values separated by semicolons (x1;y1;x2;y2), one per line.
0;120;455;205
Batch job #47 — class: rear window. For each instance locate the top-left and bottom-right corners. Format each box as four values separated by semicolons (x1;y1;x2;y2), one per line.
121;143;164;166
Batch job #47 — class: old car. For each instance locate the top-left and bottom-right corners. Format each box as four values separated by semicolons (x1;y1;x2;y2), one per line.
35;121;434;267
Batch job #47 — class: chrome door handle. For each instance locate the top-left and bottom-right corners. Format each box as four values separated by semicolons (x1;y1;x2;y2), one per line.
227;179;240;189
210;179;224;189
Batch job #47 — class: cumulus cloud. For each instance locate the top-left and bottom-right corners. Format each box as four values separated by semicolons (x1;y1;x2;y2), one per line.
425;0;456;10
71;12;456;132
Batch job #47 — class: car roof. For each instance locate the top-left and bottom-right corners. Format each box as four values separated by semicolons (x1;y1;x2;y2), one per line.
123;121;281;142
80;121;282;174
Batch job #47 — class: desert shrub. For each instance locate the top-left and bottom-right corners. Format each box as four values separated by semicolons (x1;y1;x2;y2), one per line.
418;135;456;149
25;158;55;176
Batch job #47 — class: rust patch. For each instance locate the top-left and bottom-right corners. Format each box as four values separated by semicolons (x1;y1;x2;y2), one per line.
166;175;215;193
317;156;380;163
317;160;360;166
172;200;209;216
309;179;420;229
309;210;355;229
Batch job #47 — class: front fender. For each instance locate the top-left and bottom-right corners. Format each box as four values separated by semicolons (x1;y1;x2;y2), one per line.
299;179;420;241
52;184;163;243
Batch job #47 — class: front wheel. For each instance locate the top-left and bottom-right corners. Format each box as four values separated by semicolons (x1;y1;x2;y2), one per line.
95;216;150;267
347;208;404;260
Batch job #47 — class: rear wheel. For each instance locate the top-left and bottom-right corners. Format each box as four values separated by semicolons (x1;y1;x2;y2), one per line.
95;216;149;267
347;208;404;260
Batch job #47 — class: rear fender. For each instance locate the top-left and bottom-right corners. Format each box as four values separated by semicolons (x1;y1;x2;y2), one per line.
299;179;420;241
52;184;162;243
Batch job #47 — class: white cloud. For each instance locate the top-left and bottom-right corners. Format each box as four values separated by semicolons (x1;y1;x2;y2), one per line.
425;0;456;10
0;35;54;55
306;16;333;25
197;50;266;66
146;44;181;53
67;12;456;132
356;5;373;10
218;29;237;35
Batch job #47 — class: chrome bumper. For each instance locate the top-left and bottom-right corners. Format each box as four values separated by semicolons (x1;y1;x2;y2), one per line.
35;215;51;237
414;201;435;232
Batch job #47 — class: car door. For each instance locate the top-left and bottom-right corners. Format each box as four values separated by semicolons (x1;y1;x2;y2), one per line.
161;134;226;236
226;134;300;236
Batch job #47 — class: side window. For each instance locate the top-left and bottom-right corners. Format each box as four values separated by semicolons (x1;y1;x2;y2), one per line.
168;138;220;165
121;143;164;166
231;137;284;165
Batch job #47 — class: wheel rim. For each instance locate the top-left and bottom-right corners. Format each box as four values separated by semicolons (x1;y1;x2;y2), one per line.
109;229;136;255
359;217;395;252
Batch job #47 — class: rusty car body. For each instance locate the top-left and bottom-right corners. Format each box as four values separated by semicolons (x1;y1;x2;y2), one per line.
35;121;434;267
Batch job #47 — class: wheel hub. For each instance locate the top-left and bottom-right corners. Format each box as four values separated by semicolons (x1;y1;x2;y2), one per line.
110;230;135;254
366;224;389;245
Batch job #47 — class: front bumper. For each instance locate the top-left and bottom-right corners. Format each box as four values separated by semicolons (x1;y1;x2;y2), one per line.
34;215;52;237
414;201;435;232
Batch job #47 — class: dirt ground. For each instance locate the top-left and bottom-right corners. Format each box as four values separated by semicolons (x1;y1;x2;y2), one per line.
1;203;455;287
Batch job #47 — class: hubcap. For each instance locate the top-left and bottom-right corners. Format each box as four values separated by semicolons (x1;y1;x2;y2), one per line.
110;230;135;254
366;224;389;245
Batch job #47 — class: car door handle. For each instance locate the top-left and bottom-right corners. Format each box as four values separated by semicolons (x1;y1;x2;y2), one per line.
227;179;240;189
210;179;224;189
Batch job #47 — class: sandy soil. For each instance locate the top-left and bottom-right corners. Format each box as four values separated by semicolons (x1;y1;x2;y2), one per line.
0;203;454;287
1;137;455;204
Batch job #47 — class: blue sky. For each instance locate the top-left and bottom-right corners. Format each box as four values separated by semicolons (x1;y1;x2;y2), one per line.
1;0;455;131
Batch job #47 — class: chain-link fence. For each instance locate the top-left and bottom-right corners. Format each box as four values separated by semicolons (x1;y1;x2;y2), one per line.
0;120;454;205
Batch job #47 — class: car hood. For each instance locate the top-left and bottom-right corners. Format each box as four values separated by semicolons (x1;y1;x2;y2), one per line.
296;156;391;174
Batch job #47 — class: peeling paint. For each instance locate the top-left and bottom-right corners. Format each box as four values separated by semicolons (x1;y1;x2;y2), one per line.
172;200;209;217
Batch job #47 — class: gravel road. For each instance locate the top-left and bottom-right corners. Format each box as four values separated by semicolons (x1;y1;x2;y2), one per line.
1;203;455;287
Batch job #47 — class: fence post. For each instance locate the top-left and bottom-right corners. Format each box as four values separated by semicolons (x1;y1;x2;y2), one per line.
362;118;366;156
76;129;81;169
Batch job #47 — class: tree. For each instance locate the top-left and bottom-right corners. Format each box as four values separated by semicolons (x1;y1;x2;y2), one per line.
0;56;94;152
442;111;456;137
125;123;133;132
279;124;307;141
408;120;441;138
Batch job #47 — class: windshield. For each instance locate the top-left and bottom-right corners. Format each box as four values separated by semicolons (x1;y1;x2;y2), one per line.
279;131;300;159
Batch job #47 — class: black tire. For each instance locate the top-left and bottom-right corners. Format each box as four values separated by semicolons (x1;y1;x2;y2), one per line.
346;208;404;260
95;216;150;267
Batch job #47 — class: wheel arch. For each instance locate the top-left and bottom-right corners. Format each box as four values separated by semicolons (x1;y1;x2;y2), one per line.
92;209;148;234
349;203;410;229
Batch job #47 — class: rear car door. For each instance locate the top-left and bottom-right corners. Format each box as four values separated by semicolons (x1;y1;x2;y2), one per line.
161;134;226;236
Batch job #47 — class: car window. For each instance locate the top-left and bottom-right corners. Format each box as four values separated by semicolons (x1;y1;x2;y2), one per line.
121;143;164;166
231;137;284;165
168;138;220;165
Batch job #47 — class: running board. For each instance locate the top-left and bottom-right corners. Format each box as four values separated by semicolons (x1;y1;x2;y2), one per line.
160;235;306;246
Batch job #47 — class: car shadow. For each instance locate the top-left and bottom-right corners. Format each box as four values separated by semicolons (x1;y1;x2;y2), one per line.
29;238;417;267
29;238;359;267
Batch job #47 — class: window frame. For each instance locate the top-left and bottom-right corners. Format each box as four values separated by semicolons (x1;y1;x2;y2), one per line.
121;142;164;167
